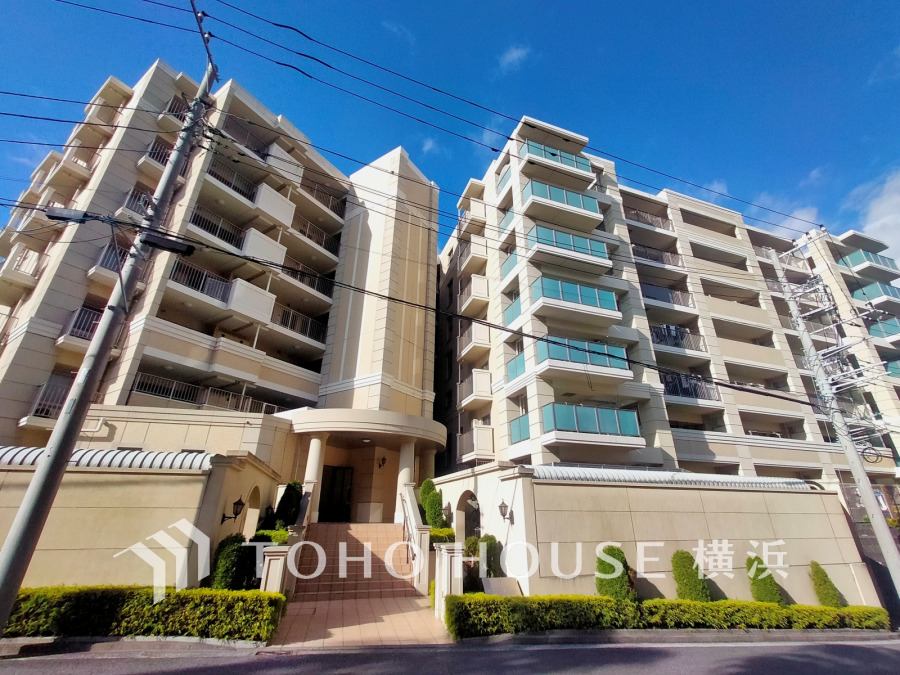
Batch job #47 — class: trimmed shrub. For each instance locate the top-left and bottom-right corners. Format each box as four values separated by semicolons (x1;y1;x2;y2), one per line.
4;587;285;642
211;534;256;590
671;550;711;602
746;555;785;605
642;599;790;629
444;594;638;640
479;534;502;578
255;529;289;546
840;606;891;629
429;580;435;608
419;478;436;502
595;545;637;602
424;489;448;528
429;527;455;548
273;481;303;528
790;604;843;629
809;561;844;608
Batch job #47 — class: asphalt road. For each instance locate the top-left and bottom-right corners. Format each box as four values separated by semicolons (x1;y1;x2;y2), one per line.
1;642;900;674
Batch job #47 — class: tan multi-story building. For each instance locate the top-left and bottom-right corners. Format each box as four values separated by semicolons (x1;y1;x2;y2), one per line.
436;115;900;496
0;59;445;587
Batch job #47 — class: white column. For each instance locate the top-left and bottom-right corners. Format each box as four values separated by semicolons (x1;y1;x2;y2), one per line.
303;433;328;523
394;438;416;523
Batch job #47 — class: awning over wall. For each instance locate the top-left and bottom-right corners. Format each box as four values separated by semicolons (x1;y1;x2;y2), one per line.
0;447;213;471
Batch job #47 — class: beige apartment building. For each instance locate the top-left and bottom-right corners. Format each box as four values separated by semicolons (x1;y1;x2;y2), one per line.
0;60;445;586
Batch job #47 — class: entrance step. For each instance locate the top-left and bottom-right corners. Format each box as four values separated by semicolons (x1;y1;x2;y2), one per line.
292;523;420;601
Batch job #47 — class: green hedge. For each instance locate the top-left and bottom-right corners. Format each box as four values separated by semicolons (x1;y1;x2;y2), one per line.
747;555;785;605
429;527;455;548
672;550;711;602
255;529;290;545
809;561;844;608
595;545;636;602
443;595;890;640
5;586;285;642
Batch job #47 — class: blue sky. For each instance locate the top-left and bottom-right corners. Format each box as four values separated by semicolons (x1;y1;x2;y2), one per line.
1;0;899;252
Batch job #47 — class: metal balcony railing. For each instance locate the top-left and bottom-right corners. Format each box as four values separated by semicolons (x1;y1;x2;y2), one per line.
8;247;45;278
222;115;269;158
168;259;230;302
65;306;103;340
632;244;684;267
123;186;154;216
299;175;346;218
208;158;257;201
0;313;16;353
649;325;707;351
27;380;74;419
190;204;246;249
271;303;327;343
457;371;489;402
97;243;128;271
283;255;335;297
661;373;719;400
162;95;190;122
753;245;771;260
145;139;189;177
778;314;795;330
131;372;287;414
641;283;694;307
290;213;341;256
624;207;673;231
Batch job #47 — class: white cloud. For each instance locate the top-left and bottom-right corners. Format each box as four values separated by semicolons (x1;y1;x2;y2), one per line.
422;138;436;154
498;46;530;73
856;169;900;258
869;44;900;85
381;21;416;51
799;166;825;188
701;179;728;204
745;191;820;232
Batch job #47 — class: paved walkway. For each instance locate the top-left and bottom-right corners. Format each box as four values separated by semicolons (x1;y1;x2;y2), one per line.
268;596;451;649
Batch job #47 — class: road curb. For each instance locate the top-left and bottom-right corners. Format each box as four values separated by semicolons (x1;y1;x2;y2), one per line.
0;635;263;659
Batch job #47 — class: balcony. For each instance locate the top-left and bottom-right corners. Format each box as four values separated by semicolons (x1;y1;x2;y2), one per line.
838;249;900;282
851;282;900;312
732;388;804;415
128;372;287;414
222;115;270;158
496;165;512;194
288;212;341;261
457;370;492;410
137;139;188;183
525;224;611;273
517;139;593;187
459;275;489;317
19;378;74;427
281;254;335;298
458;426;494;463
706;296;770;326
55;306;126;356
501;251;518;279
189;204;246;248
506;352;526;382
534;337;632;388
662;373;721;403
207;157;259;201
157;95;190;132
458;322;491;362
869;317;900;344
521;180;608;232
632;244;684;268
886;361;900;379
503;296;522;326
540;403;644;449
457;200;487;235
167;259;276;325
530;277;621;328
458;235;488;275
271;302;327;345
650;325;707;352
641;283;694;308
719;337;787;371
187;205;286;265
206;160;296;228
498;209;515;234
117;186;154;220
624;207;674;232
299;175;346;220
0;243;45;305
86;243;148;292
509;413;531;444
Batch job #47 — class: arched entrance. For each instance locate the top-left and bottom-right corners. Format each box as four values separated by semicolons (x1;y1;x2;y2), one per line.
242;486;261;539
455;490;481;540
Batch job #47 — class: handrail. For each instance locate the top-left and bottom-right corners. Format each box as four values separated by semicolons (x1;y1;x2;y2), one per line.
283;255;335;297
222;114;270;157
190;204;246;249
649;324;707;351
207;158;258;201
299;175;346;218
271;302;327;343
624;207;673;230
290;212;340;256
400;483;429;595
168;259;230;302
632;244;684;267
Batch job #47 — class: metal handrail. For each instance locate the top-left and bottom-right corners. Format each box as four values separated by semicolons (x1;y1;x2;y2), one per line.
97;243;128;271
299;175;346;218
168;259;230;302
208;158;257;201
290;212;340;256
624;207;673;231
162;95;190;122
146;139;189;177
661;373;719;400
222;115;269;157
271;303;327;343
66;306;103;340
283;255;335;297
131;371;287;414
641;283;694;307
632;244;684;267
765;278;782;293
190;204;246;249
649;324;707;351
28;380;74;419
9;247;45;278
123;186;154;216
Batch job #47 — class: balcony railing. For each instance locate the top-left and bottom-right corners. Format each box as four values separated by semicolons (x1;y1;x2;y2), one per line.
190;204;246;249
852;282;900;302
131;372;286;414
869;317;900;340
496;165;511;193
65;306;103;340
290;213;340;256
632;244;683;267
283;255;335;297
509;413;530;444
168;259;230;302
27;379;74;419
458;371;490;402
649;325;707;352
97;243;128;271
501;251;518;278
641;283;694;308
299;175;346;218
527;225;608;259
271;303;327;343
523;180;600;214
123;186;154;217
518;140;591;172
498;209;515;233
793;353;811;370
506;352;526;381
537;336;629;369
222;115;270;157
661;373;720;400
886;361;900;378
624;207;673;231
532;277;618;311
458;427;493;459
8;247;45;278
503;296;522;325
838;249;898;271
542;403;640;437
208;158;257;201
162;95;190;122
753;245;772;261
764;278;783;293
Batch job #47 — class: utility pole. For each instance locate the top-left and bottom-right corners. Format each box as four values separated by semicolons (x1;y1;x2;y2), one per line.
771;240;900;603
0;54;218;628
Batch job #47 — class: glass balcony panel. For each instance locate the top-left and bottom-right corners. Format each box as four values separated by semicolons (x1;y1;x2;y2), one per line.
590;240;608;257
549;185;567;204
582;195;600;213
870;317;900;339
559;150;575;168
572;235;590;255
503;297;522;325
547;338;568;361
506;352;526;381
581;288;599;307
535;225;554;246
575;406;599;433
501;252;518;278
588;343;608;367
531;181;549;200
561;281;580;303
510;413;530;443
499;210;515;233
608;345;628;368
556;231;573;250
554;403;577;431
617;410;640;436
597;407;618;434
569;339;589;364
541;405;556;433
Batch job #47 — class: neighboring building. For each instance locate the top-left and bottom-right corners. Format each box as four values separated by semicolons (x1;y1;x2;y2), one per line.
0;60;444;586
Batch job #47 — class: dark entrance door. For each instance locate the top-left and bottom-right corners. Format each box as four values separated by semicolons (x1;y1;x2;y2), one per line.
319;465;353;522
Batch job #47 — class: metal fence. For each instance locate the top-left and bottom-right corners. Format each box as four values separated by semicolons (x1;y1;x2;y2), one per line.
66;306;103;340
123;186;154;216
641;283;694;307
632;244;684;267
624;207;673;231
208;158;257;201
290;213;340;256
222;115;269;157
661;373;719;400
168;259;230;302
271;303;327;343
650;325;707;351
283;255;335;297
190;204;246;249
29;380;74;419
299;175;346;218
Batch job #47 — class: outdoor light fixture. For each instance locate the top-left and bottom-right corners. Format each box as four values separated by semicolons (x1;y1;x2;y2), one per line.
221;496;245;524
499;499;512;522
442;502;452;522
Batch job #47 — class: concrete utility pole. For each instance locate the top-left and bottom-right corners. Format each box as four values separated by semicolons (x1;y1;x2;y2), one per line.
771;242;900;603
0;59;218;630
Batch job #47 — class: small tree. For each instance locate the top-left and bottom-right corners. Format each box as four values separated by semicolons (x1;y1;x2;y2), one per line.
424;489;447;528
595;545;637;601
479;534;502;578
273;481;303;527
672;550;712;602
211;534;256;590
747;555;785;605
420;478;436;502
809;560;845;608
